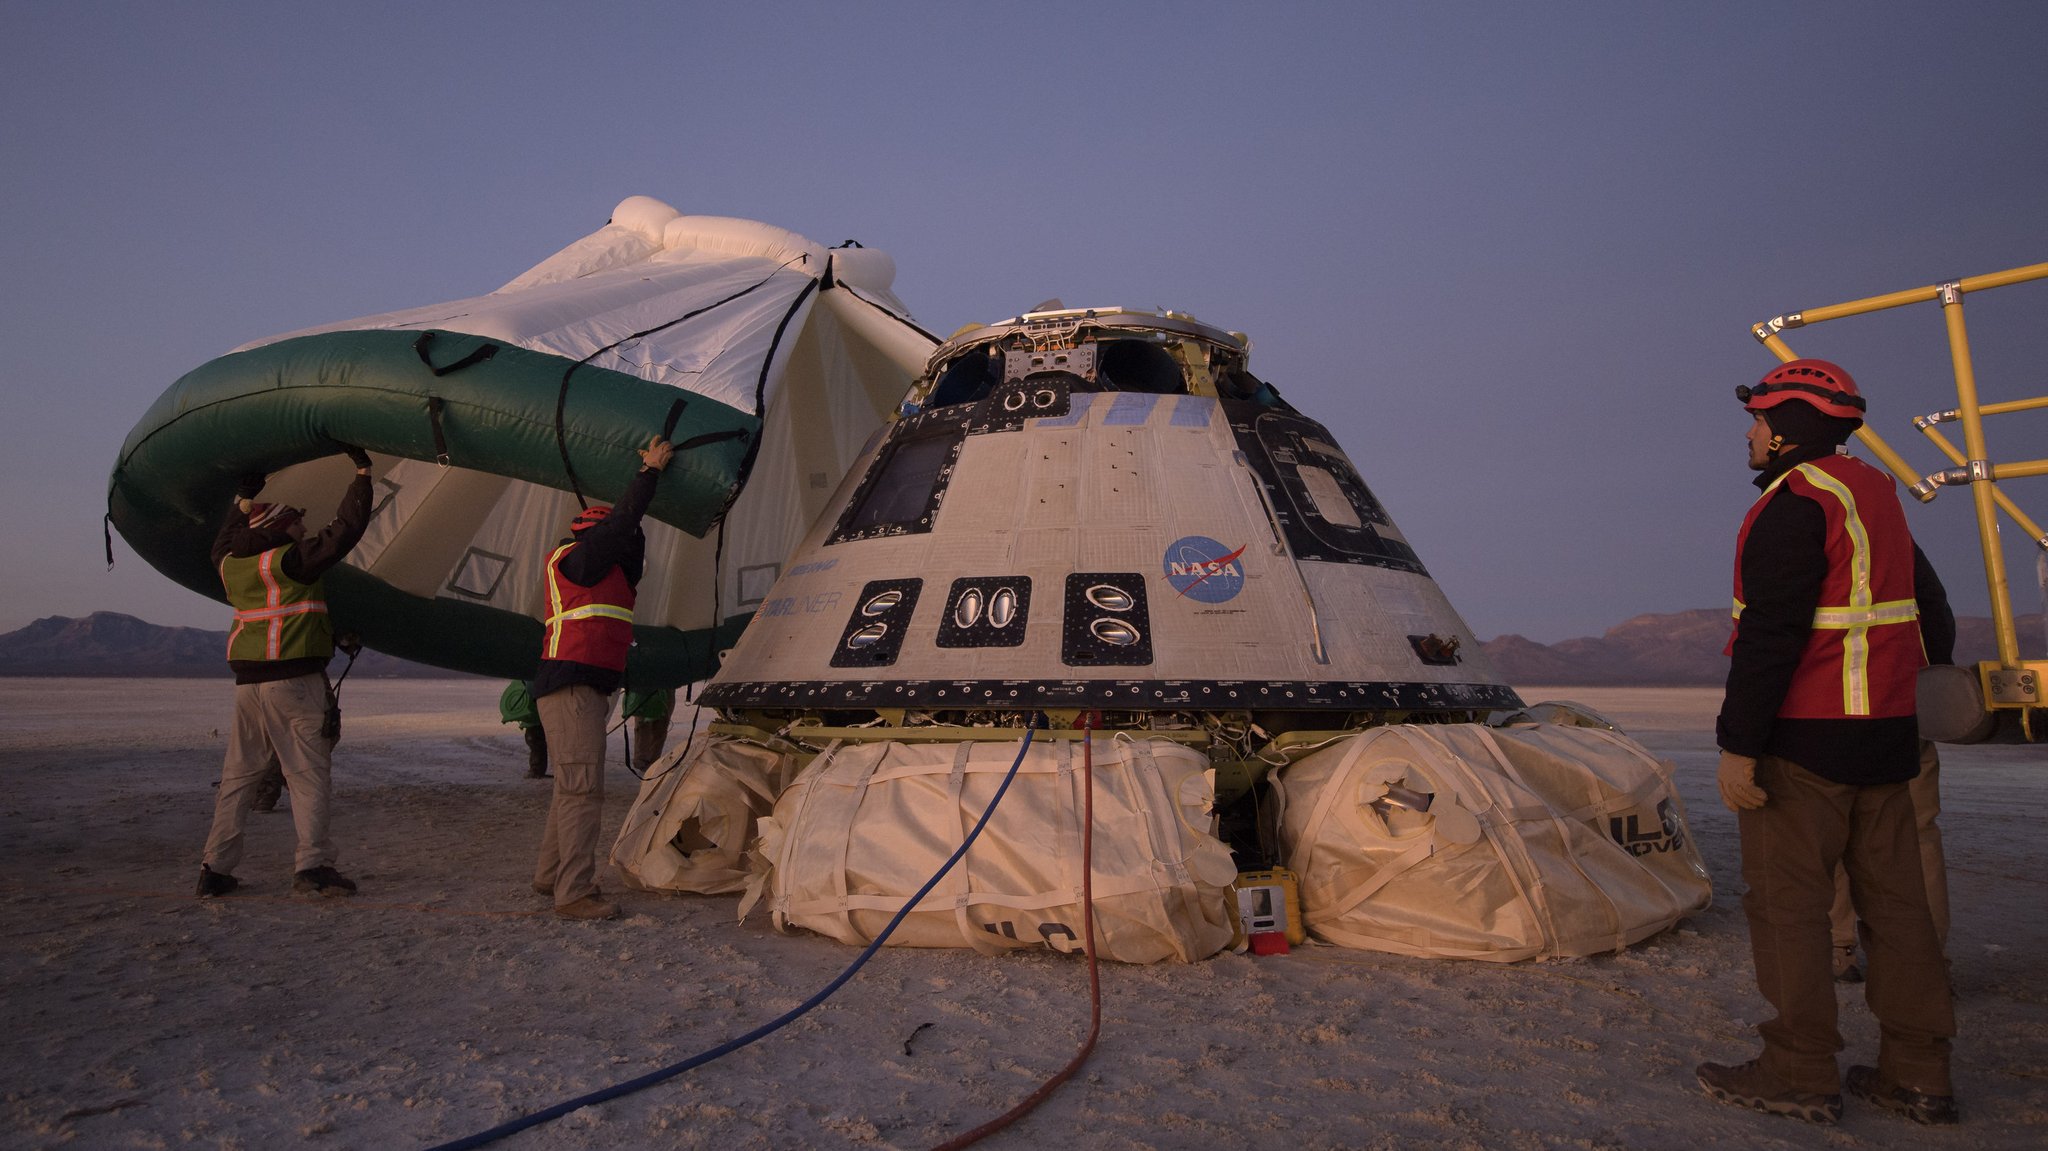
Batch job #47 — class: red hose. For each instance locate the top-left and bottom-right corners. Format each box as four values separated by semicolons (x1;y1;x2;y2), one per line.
929;713;1103;1151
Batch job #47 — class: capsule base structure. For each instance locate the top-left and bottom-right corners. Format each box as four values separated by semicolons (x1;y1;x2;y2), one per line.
109;197;937;685
618;307;1712;962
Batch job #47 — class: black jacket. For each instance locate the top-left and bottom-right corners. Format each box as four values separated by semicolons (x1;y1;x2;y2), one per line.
211;474;374;685
531;464;662;699
1715;444;1952;784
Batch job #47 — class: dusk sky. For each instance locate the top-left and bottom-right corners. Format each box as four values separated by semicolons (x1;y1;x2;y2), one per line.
7;3;2045;645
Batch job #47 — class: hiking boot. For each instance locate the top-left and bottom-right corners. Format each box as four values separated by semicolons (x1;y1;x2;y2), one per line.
292;866;358;898
196;865;239;898
532;879;555;897
1846;1065;1959;1125
1696;1059;1842;1124
1832;943;1863;984
554;894;620;921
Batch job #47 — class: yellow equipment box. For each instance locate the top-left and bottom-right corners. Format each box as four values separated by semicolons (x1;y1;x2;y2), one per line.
1230;867;1306;947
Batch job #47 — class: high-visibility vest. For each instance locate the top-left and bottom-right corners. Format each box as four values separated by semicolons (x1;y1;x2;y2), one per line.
220;545;332;663
1728;454;1924;718
541;542;636;670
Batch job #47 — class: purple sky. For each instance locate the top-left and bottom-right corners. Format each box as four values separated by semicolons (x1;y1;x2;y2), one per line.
7;3;2045;644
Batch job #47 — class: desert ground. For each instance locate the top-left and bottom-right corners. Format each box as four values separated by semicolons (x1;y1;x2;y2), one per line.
1;678;2042;1150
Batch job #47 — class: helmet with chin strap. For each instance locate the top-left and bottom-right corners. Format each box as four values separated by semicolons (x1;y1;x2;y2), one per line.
1737;358;1866;418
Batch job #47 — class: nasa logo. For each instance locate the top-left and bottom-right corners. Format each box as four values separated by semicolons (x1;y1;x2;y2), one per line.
1163;535;1247;604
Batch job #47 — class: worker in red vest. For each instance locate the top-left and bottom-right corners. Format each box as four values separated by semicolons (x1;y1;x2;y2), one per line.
1697;360;1957;1127
198;445;374;900
529;435;673;921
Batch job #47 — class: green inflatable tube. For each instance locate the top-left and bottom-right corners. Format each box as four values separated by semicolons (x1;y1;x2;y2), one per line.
109;329;761;687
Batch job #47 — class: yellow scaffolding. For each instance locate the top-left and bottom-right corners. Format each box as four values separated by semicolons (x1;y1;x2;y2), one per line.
1750;261;2048;736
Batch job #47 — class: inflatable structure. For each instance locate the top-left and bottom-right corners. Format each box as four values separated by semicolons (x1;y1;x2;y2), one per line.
108;197;935;684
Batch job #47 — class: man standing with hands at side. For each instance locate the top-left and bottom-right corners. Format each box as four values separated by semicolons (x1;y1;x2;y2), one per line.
529;435;672;921
1698;360;1958;1127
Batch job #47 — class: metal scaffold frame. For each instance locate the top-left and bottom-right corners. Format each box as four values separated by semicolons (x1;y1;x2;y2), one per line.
1751;260;2048;737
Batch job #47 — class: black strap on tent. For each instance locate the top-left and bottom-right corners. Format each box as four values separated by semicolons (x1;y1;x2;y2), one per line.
660;397;687;442
820;240;863;290
828;280;944;346
103;513;115;568
413;331;499;377
426;397;451;466
674;428;749;453
714;277;817;525
550;258;805;509
552;372;586;508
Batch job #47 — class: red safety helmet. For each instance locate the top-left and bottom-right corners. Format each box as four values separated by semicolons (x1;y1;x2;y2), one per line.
1737;358;1867;418
570;505;612;533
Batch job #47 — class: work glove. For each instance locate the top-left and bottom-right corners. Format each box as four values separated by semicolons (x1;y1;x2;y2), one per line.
340;444;372;469
1716;751;1767;812
235;473;267;499
639;435;675;473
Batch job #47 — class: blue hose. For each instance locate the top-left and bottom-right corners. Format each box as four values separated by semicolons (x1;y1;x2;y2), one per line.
426;719;1043;1151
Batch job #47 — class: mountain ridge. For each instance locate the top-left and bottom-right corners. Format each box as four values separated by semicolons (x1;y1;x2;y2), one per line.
1482;607;2045;686
2;609;2039;684
0;613;481;679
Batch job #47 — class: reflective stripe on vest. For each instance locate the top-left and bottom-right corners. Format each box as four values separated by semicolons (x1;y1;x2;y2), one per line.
541;542;636;668
220;546;331;663
1729;456;1923;718
545;604;636;627
1787;462;1910;714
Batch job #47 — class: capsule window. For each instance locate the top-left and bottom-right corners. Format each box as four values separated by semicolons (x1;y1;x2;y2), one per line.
1086;585;1135;612
830;578;921;668
953;588;985;629
831;420;966;543
1091;618;1141;646
935;576;1031;649
1242;411;1424;575
1062;572;1152;666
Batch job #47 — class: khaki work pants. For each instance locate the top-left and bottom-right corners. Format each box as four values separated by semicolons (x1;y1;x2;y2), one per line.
533;685;609;906
1739;755;1955;1095
203;673;335;875
1831;741;1948;949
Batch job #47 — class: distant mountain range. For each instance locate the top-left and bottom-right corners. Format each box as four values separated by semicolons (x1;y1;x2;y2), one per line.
0;610;2039;683
0;613;479;678
1481;608;2045;685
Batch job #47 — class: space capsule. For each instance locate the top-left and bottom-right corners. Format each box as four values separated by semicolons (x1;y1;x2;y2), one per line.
704;305;1521;732
618;307;1709;963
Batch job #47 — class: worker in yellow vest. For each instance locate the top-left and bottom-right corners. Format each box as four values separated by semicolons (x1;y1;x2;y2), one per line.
197;445;374;900
529;435;672;921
